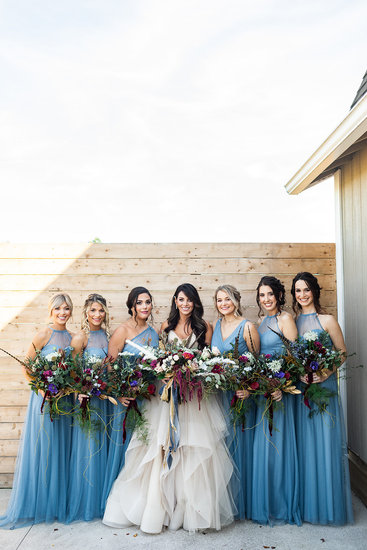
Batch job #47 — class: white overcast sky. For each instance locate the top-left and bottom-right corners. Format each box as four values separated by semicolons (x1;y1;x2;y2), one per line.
1;0;366;243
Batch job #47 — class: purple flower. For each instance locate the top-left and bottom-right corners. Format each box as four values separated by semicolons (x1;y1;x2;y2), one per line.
310;361;319;371
47;383;58;395
43;370;53;378
275;372;285;378
265;354;272;359
91;388;101;396
239;355;249;363
130;380;138;387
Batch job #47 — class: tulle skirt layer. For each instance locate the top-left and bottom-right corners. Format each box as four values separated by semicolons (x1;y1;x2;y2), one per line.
103;394;236;533
251;395;301;526
296;374;353;525
66;397;110;523
0;392;73;529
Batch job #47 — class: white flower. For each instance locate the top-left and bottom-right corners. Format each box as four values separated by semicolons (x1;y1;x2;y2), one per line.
44;352;61;362
118;351;136;357
212;346;221;356
267;359;282;373
200;348;211;360
173;354;179;362
242;352;255;365
87;355;103;366
303;331;318;342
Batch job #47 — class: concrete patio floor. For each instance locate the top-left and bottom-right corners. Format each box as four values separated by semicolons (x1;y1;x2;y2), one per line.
0;490;366;550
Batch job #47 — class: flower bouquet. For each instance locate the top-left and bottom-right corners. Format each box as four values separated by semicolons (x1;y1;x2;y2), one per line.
69;354;116;433
108;351;156;442
23;348;75;421
281;330;344;416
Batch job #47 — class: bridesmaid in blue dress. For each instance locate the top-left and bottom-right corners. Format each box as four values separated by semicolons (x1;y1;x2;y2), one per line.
102;287;159;506
67;294;110;522
0;294;74;528
211;284;260;520
291;272;353;525
250;276;301;526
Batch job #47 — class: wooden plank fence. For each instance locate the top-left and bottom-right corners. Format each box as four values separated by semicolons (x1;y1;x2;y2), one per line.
0;242;336;487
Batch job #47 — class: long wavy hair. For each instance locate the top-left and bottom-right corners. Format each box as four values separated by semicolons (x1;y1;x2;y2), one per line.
291;272;322;314
126;287;154;325
81;293;110;338
165;283;207;349
256;276;285;317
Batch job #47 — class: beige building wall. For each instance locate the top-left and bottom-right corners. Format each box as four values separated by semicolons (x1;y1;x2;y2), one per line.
0;242;336;487
340;148;367;463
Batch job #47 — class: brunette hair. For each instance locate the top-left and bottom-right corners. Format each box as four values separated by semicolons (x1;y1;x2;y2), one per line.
81;293;110;338
126;287;153;324
165;283;207;349
256;276;285;317
291;272;322;314
214;284;243;317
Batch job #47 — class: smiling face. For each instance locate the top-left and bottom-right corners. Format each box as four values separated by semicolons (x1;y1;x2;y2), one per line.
51;302;71;327
294;279;314;309
216;290;235;317
258;285;278;315
87;301;106;330
133;293;152;321
175;291;194;316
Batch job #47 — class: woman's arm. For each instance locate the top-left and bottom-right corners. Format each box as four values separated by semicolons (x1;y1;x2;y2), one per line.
70;331;87;359
108;325;128;361
278;311;298;342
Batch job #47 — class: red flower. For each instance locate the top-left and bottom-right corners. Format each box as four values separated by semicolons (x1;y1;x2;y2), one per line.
284;372;291;380
147;384;156;396
183;352;195;360
99;381;107;390
211;365;224;374
250;381;259;390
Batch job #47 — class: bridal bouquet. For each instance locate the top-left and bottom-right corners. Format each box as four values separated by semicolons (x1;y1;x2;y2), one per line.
108;351;156;442
24;348;75;421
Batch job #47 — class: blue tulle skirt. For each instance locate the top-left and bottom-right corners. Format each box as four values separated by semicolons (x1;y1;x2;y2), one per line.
296;374;353;525
101;400;132;507
222;390;255;520
66;397;110;522
0;392;73;529
251;394;301;526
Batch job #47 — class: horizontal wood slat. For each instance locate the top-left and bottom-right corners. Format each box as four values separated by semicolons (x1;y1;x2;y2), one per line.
0;242;336;487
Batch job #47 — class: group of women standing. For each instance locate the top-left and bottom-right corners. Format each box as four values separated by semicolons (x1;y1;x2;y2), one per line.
0;272;353;532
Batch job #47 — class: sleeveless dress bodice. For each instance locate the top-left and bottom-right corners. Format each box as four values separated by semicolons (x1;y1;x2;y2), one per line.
123;326;159;356
258;315;284;356
296;313;332;348
83;329;108;360
40;328;72;356
211;318;248;355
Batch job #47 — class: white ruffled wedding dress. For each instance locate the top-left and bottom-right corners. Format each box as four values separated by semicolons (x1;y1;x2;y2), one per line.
102;331;236;533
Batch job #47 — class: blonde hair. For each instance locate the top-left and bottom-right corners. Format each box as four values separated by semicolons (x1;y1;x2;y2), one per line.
48;293;73;317
81;293;110;338
214;285;243;318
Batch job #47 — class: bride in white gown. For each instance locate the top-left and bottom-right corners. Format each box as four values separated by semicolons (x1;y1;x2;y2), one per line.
103;284;237;533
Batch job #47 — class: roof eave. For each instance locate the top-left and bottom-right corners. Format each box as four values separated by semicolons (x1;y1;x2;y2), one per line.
285;93;367;195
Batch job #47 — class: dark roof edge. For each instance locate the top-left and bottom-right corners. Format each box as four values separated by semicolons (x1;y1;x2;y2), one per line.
351;70;367;109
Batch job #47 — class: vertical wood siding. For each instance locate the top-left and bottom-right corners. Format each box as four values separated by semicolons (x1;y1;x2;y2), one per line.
341;149;367;462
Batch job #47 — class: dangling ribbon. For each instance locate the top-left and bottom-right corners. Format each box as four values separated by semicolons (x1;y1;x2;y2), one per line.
122;399;141;443
160;379;180;469
40;390;53;422
264;393;274;436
